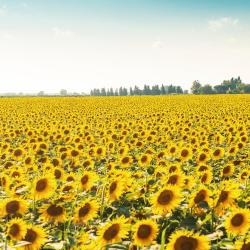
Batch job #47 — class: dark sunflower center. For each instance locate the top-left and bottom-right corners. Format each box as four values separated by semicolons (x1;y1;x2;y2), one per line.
9;224;20;237
241;242;250;250
169;166;177;173
158;152;164;158
83;161;90;167
199;154;206;161
6;200;20;214
201;173;207;183
78;203;91;217
223;166;230;174
194;190;206;204
231;213;244;227
12;171;20;178
174;236;198;250
97;148;103;154
213;149;221;156
141;156;147;163
170;147;176;153
241;172;247;179
63;185;72;192
103;224;119;241
229;148;235;154
157;190;173;205
25;229;37;243
54;169;62;179
137;224;152;239
181;150;189;158
81;175;89;185
14;149;22;157
109;182;117;194
167;175;178;185
67;176;74;182
0;177;6;186
71;150;79;157
25;158;31;164
198;166;207;171
36;178;47;192
52;159;59;166
218;191;228;203
47;204;63;216
122;157;129;164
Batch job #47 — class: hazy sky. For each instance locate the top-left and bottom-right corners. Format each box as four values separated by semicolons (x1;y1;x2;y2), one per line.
0;0;250;93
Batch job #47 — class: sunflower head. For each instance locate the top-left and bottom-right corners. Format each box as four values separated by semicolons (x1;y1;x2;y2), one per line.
7;218;27;241
32;175;56;200
133;219;158;247
225;208;250;236
23;225;47;250
166;229;210;250
97;216;129;246
0;198;28;217
151;185;182;215
74;199;99;224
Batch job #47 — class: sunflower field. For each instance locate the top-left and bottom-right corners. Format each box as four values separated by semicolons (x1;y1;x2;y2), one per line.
0;95;249;250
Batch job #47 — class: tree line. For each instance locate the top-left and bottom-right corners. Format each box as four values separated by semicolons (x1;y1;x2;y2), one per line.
191;77;250;94
90;84;186;96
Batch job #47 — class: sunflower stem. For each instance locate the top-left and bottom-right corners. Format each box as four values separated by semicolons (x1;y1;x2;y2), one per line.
33;197;36;222
100;184;106;218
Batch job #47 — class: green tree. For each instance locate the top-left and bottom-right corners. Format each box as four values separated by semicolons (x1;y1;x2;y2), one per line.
200;84;214;94
191;81;201;94
160;84;166;95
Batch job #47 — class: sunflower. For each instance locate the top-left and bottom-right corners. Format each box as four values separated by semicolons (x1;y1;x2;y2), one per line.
225;208;250;236
97;216;129;246
40;203;66;223
234;239;250;250
0;197;28;217
221;163;235;178
238;170;249;183
24;155;34;167
65;173;77;183
166;229;210;250
138;154;152;167
7;218;27;241
199;170;213;185
183;176;195;190
179;147;192;162
82;158;94;169
168;144;178;157
52;167;64;180
167;164;181;174
215;181;240;212
151;185;182;215
95;146;106;158
0;174;10;191
133;219;158;247
120;155;132;168
108;179;125;202
12;147;25;160
60;183;77;201
189;186;212;208
22;225;47;250
196;151;209;164
165;173;184;187
227;146;237;156
211;147;224;160
196;164;212;173
31;175;56;200
79;171;99;191
74;198;99;224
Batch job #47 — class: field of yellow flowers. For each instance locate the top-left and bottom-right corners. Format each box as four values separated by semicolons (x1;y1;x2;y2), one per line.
0;95;249;250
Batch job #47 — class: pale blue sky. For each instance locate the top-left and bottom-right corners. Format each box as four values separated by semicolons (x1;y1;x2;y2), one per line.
0;0;250;93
